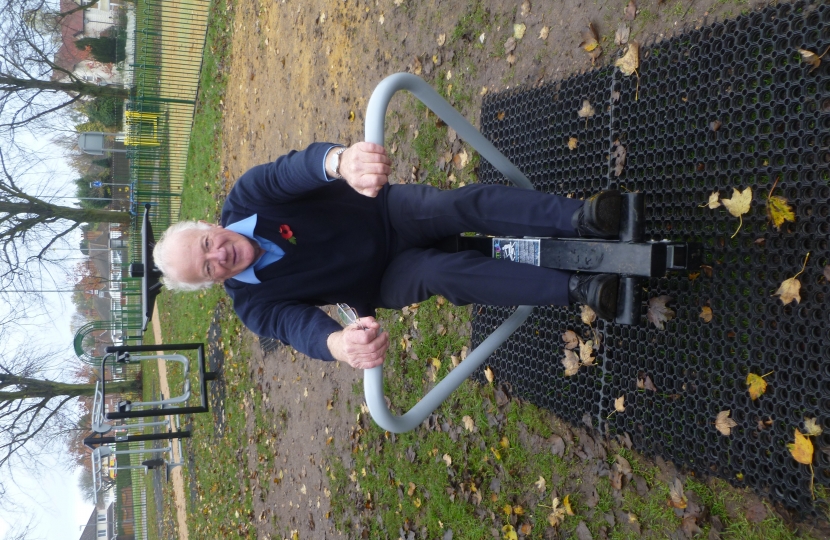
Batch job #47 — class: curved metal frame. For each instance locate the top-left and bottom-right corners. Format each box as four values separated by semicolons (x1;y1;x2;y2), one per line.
363;73;536;433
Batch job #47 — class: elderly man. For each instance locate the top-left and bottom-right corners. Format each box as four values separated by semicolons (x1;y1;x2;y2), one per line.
154;142;620;369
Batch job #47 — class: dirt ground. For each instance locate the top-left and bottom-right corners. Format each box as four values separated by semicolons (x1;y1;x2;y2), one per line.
212;0;777;537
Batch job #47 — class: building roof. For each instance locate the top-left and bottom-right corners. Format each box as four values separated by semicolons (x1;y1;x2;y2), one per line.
77;506;97;540
51;0;90;81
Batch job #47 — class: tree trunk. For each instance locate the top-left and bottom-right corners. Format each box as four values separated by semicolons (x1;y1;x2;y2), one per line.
0;75;130;99
0;377;141;401
0;201;131;225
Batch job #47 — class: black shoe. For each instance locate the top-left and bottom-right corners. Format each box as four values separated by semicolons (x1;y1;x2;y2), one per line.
571;190;622;238
568;273;619;321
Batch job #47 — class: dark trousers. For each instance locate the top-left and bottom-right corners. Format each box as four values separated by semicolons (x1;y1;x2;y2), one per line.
378;183;583;309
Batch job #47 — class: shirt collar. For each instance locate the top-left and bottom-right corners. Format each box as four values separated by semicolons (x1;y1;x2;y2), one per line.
225;215;262;284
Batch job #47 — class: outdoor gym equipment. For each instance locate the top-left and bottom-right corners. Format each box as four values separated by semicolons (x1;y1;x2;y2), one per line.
361;73;701;433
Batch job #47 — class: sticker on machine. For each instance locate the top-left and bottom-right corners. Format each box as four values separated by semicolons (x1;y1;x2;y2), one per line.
492;238;540;266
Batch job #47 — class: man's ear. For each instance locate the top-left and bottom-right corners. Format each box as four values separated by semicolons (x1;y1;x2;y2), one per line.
197;219;220;227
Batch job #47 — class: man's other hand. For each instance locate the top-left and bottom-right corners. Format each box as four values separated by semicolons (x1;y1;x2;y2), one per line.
338;142;391;197
326;317;388;369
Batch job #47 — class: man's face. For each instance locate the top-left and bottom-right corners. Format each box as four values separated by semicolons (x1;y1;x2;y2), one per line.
166;224;262;284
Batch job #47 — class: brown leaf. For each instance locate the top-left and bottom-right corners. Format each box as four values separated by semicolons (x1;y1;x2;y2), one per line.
823;265;830;282
562;349;580;376
647;295;675;330
484;366;495;383
700;264;713;277
588;46;603;65
610;468;623;490
798;47;828;73
562;330;580;349
699;306;713;323
774;277;801;305
614;395;625;413
410;56;422;75
504;37;517;54
612;143;627;177
615;42;639;76
577;100;595;119
643;375;657;392
581;305;596;325
710;120;722;132
611;90;621;102
568;137;578;150
668;478;687;509
624;0;637;21
497;111;506;121
715;410;737;436
804;417;823;437
579;340;595;366
615;24;630;46
579;24;600;52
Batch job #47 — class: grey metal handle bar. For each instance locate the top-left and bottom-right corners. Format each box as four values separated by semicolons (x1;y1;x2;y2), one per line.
363;73;535;433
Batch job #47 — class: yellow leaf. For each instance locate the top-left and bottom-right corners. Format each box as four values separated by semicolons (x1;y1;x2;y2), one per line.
615;41;639;76
499;436;510;448
503;504;513;515
715;410;737;436
513;23;526;40
767;194;795;229
430;357;441;371
706;191;721;209
699;306;713;323
563;494;574;515
513;505;524;515
484;365;495;383
746;373;768;400
414;497;421;508
562;349;580;377
577;100;595;119
568;137;578;150
407;482;416;496
774;277;801;305
502;524;518;540
614;395;625;413
721;187;752;218
491;446;501;460
788;429;814;465
348;110;355;122
804;417;823;437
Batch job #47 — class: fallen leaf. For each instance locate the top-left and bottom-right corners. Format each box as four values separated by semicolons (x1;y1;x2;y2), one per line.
521;0;531;17
502;524;518;540
615;41;639;76
437;33;446;46
767;195;795;230
442;453;452;466
710;120;722;132
615;24;630;45
462;415;475;432
804;417;823;437
411;56;422;75
407;482;416;496
647;295;675;330
577;99;595;119
500;436;510;449
668;478;687;509
547;497;566;526
624;0;637;21
721;187;752;237
514;23;526;40
378;13;384;24
612;142;627;176
579;340;595;366
563;494;574;515
788;428;813;464
431;357;442;371
484;366;495;383
568;137;578;150
348;110;355;122
798;46;830;73
699;306;713;323
824;266;830;281
539;26;550;40
581;304;597;325
715;410;737;436
497;110;506;121
611;90;621;102
562;349;580;376
579;24;600;52
643;375;657;392
535;476;547;492
504;37;517;54
452;149;469;169
688;272;700;281
614;395;625;413
706;191;721;209
746;373;769;400
513;505;524;515
774;277;802;305
562;330;579;349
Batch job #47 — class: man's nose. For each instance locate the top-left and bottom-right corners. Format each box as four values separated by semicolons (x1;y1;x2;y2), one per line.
206;247;226;264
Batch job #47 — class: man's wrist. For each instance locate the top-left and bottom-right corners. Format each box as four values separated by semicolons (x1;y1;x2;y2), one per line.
324;145;346;180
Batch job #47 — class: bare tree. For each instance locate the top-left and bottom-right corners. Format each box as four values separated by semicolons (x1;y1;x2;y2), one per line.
0;333;141;509
0;0;130;143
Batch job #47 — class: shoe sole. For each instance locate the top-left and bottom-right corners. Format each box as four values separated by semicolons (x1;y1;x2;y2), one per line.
591;274;619;320
591;191;622;237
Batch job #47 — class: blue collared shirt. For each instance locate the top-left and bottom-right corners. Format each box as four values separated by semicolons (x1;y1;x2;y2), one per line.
225;215;284;284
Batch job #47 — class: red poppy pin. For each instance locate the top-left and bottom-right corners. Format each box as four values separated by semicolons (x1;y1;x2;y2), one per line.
279;224;297;244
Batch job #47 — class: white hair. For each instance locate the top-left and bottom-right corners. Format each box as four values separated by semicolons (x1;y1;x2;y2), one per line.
153;220;214;291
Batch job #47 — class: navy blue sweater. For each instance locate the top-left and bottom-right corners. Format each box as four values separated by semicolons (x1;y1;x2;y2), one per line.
222;143;393;361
